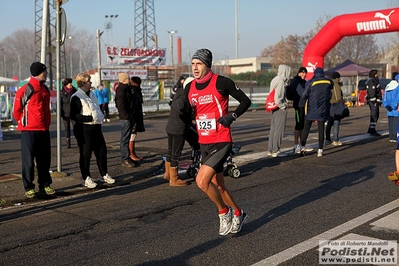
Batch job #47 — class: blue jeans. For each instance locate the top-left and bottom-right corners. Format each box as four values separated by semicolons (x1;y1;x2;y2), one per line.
119;120;133;160
326;117;340;142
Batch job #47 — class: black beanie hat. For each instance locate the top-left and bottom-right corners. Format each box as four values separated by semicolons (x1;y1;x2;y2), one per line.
30;62;47;76
192;48;212;68
332;72;340;79
298;66;307;73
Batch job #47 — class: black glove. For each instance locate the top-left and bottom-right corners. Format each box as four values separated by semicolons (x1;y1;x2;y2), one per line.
217;113;236;128
386;105;393;111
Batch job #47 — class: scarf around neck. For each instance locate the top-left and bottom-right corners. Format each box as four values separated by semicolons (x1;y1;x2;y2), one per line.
196;70;214;84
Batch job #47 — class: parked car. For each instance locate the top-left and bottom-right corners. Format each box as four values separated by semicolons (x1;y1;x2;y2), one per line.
356;78;390;105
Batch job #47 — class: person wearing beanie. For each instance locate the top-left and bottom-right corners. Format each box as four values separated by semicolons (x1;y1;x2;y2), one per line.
128;76;145;162
325;71;345;146
60;78;78;148
187;48;251;235
30;62;47;77
118;72;129;83
383;72;399;142
12;61;55;198
365;69;382;136
70;73;115;189
289;66;312;154
300;67;333;158
115;72;136;168
163;76;198;186
169;75;186;106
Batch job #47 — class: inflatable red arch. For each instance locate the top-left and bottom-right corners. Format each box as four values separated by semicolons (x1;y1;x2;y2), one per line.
302;8;399;74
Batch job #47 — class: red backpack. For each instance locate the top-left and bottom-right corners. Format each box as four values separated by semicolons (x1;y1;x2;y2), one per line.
265;89;278;112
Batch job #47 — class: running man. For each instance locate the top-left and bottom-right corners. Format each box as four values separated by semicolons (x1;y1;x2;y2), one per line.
186;48;251;235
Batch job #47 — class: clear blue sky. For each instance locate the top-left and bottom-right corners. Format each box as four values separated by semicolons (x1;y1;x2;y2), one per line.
0;0;396;64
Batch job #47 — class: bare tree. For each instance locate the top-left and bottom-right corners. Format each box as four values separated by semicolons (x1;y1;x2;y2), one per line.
0;29;36;79
315;16;380;68
261;15;381;72
0;24;98;80
64;25;97;77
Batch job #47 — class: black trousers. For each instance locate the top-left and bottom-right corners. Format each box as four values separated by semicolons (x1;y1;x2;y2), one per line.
21;130;52;190
103;103;110;119
62;117;75;139
367;101;379;134
166;133;186;168
301;120;325;150
74;124;108;180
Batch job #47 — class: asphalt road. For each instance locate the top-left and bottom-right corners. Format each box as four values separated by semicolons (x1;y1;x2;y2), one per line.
1;106;398;266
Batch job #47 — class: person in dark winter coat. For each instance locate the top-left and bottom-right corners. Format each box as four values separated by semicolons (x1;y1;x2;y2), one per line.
290;66;309;154
300;67;332;157
60;78;77;148
169;75;186;105
366;69;382;136
115;73;136;168
129;76;145;162
163;77;198;186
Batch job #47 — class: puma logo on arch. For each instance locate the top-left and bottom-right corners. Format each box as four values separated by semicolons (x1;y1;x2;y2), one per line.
374;10;395;25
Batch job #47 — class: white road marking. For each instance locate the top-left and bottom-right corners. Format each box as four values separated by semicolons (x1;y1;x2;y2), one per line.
252;198;399;266
234;130;388;164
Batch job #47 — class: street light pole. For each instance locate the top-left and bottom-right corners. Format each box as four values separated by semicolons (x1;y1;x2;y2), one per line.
167;30;177;81
105;14;118;45
67;36;72;77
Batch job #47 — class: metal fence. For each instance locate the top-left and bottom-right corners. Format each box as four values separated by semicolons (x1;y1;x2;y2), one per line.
0;86;271;123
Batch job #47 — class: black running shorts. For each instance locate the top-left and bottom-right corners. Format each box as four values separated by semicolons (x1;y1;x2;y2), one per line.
200;142;232;173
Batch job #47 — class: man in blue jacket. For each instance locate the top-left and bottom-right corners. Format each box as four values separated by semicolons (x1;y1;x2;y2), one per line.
300;67;332;157
382;72;399;142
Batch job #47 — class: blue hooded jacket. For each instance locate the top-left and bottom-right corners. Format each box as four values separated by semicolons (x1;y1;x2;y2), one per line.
382;74;399;117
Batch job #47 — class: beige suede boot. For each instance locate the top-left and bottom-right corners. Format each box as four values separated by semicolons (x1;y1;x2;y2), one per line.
169;167;187;186
163;161;171;180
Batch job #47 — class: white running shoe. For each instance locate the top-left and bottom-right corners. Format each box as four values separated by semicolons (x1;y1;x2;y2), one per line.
304;146;313;152
219;206;233;236
271;150;287;157
317;149;323;157
101;173;115;184
332;141;342;146
84;176;97;188
231;210;249;234
294;145;301;154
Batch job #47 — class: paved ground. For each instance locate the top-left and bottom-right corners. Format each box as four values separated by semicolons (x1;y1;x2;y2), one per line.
0;112;171;208
0;104;390;209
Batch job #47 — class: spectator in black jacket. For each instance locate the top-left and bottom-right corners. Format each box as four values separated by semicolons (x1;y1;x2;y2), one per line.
129;76;145;162
164;77;198;186
290;67;308;154
115;73;136;168
60;78;77;148
366;69;382;136
169;75;186;105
